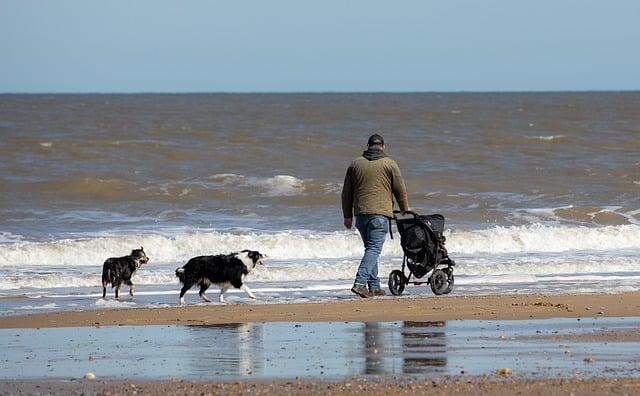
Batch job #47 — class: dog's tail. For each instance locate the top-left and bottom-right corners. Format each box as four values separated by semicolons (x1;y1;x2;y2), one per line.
175;267;185;284
102;265;111;287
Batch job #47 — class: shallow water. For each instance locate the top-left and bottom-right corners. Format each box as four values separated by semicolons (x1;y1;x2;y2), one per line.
2;274;640;317
1;317;639;380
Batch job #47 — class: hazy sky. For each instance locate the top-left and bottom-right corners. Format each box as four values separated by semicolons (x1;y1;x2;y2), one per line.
1;1;639;93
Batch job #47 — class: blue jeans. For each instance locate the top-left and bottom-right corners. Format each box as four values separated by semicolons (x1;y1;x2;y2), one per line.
354;214;389;291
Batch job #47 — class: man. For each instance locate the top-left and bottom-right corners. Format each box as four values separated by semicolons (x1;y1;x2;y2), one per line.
342;134;410;298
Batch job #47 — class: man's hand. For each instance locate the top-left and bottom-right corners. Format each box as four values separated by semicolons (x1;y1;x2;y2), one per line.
344;218;353;229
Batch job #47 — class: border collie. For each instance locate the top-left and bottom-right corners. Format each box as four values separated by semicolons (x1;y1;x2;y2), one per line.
101;247;149;299
175;250;264;304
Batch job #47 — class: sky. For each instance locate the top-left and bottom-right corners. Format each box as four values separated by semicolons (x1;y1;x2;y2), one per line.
1;1;639;93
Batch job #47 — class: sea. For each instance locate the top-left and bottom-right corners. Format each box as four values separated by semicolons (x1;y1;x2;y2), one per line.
0;92;638;315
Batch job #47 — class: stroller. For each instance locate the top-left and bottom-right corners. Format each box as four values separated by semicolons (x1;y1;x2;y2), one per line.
388;210;456;296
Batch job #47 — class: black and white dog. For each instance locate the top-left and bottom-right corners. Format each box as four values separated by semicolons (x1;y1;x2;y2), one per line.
175;250;264;305
101;247;149;299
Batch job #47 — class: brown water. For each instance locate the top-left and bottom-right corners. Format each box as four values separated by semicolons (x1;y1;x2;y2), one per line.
1;92;638;237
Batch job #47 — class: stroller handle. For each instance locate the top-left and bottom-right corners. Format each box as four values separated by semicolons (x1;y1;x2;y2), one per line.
393;209;418;218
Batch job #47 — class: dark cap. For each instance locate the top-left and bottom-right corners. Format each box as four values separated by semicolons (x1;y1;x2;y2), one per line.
367;134;384;146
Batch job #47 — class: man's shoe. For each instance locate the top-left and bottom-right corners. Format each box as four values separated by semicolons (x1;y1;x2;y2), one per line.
370;288;386;297
351;284;371;298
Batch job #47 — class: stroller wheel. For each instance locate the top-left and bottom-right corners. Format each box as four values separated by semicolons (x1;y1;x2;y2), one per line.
441;267;454;294
430;269;450;295
388;270;406;296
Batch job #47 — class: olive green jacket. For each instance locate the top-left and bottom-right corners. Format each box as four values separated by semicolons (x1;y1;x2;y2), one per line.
341;154;409;219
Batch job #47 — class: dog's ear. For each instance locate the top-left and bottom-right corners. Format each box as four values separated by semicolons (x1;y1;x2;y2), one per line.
141;246;144;251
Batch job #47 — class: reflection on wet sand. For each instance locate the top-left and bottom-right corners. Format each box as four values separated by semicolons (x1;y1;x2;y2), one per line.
186;323;265;377
363;321;447;375
402;321;447;374
363;322;384;375
185;321;449;377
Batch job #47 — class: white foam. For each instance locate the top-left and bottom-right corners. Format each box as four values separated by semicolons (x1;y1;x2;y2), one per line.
459;257;640;276
449;224;640;254
94;299;136;308
209;173;244;181
616;208;640;225
507;205;640;226
0;271;176;290
455;274;539;285
255;175;305;196
210;173;306;196
524;135;567;141
0;230;367;267
15;303;58;310
0;224;639;269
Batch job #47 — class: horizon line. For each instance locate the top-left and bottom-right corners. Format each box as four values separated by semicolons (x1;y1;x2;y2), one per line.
1;89;639;95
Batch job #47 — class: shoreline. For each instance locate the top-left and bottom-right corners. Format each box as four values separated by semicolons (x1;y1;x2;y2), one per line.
1;291;639;328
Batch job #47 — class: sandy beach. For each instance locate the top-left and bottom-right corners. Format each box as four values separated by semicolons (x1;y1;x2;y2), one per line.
2;377;640;395
1;291;639;328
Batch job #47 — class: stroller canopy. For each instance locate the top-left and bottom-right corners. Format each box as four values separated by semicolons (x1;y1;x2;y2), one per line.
396;214;445;267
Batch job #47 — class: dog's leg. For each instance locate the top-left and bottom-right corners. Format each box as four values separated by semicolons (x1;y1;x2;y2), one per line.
179;284;191;305
199;284;211;303
219;284;230;303
102;266;109;299
127;280;135;297
240;283;257;300
115;280;122;300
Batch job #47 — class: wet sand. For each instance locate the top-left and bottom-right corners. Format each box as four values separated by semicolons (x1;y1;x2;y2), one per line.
517;328;640;342
2;377;640;396
2;294;640;395
1;291;639;328
5;318;638;379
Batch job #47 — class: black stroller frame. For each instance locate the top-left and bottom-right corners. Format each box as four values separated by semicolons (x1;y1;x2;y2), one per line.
388;210;456;296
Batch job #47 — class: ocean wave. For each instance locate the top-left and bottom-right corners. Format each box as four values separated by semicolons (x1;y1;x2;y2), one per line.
0;270;178;290
210;173;306;196
0;224;639;269
255;175;305;196
510;206;639;226
5;173;334;202
450;224;640;254
208;173;341;197
0;230;367;267
524;135;569;142
0;232;24;244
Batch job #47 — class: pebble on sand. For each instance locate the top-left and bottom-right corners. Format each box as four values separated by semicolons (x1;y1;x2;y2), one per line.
496;368;512;376
84;372;96;380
